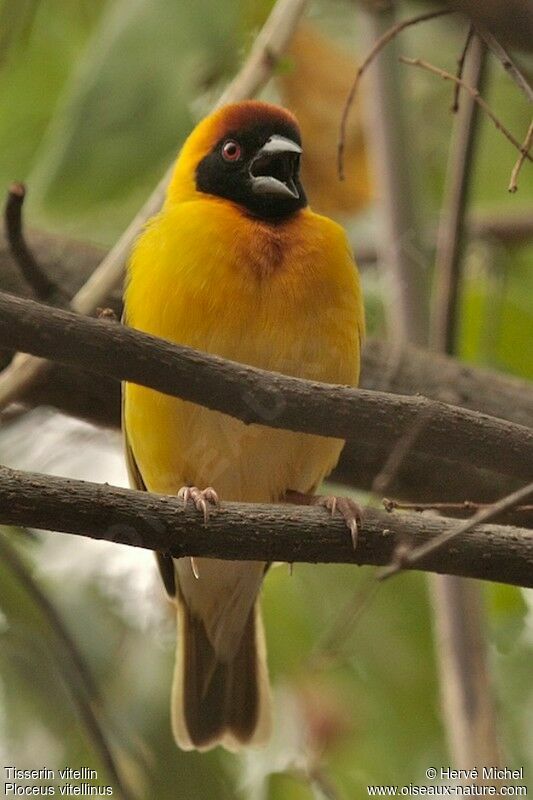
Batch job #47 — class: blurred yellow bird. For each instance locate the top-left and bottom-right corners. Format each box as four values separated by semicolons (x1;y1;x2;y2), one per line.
123;100;364;751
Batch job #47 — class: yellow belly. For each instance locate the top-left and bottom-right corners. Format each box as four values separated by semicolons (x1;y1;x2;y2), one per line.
123;198;363;502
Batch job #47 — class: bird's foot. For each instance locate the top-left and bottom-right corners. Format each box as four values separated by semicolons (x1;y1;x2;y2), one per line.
177;486;219;581
283;489;363;550
177;485;219;524
315;495;362;550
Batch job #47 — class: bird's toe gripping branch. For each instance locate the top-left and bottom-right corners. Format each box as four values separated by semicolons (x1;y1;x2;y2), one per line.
316;495;362;550
178;485;220;524
282;490;363;550
177;485;220;580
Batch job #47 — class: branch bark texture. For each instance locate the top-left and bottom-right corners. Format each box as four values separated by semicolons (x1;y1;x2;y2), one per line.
0;292;532;486
0;466;531;588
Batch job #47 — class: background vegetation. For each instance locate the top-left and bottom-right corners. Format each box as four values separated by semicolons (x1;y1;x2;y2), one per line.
0;1;531;798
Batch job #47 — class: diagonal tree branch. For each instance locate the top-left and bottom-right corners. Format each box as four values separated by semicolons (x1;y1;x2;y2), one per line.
6;332;533;433
0;0;309;414
475;27;533;105
0;291;532;484
0;466;531;589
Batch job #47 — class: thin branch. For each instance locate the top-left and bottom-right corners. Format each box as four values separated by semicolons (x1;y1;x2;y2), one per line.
0;292;532;484
379;481;533;580
429;32;500;772
0;0;309;413
476;27;533;105
0;466;531;588
451;25;474;113
0;532;133;799
383;498;533;527
508;119;533;193
3;183;66;304
431;34;487;353
357;4;430;345
337;8;451;180
400;57;533;163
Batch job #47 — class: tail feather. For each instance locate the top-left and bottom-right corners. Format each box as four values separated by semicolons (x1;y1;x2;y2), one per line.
172;593;271;751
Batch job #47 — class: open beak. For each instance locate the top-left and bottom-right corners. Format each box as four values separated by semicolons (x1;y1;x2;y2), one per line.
249;135;302;199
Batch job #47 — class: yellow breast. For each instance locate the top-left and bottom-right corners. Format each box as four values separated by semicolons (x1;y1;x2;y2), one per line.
123;198;363;501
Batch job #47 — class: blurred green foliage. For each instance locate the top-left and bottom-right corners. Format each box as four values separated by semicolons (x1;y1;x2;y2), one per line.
0;1;532;798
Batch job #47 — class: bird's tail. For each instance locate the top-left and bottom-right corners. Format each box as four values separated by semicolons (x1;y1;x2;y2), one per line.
171;594;271;752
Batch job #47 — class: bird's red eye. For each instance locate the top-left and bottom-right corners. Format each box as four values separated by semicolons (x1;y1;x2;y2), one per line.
222;140;241;162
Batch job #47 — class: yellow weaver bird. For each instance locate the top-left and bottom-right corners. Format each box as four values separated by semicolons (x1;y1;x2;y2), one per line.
123;101;365;751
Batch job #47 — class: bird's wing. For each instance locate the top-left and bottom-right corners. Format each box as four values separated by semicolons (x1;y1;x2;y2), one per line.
122;382;177;598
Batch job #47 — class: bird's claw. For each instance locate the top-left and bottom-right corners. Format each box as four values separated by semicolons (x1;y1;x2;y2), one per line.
177;486;219;581
177;485;219;525
317;495;363;550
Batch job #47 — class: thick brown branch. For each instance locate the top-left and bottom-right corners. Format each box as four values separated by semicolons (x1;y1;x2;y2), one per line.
5;312;533;435
361;339;533;430
0;466;531;588
0;292;532;485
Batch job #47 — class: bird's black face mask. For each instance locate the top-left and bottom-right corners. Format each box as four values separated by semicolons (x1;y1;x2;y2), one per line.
195;120;307;221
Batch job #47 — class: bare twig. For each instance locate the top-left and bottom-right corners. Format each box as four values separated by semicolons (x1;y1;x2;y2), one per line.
384;498;533;526
508;119;533;193
0;466;532;588
400;57;533;163
0;292;532;484
0;0;309;413
338;7;451;180
4;183;66;304
379;481;533;580
451;25;474;113
476;28;533;105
